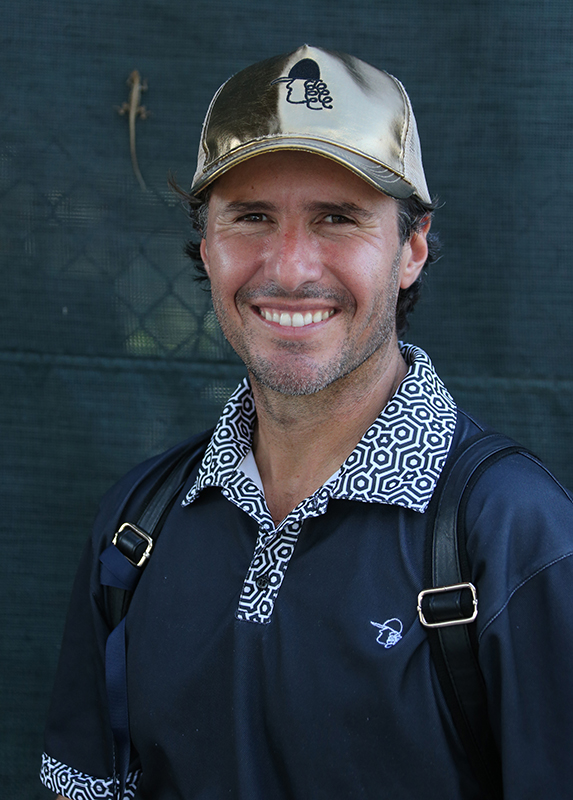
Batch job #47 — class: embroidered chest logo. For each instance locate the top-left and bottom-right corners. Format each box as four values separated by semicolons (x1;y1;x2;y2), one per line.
272;58;333;110
370;618;403;649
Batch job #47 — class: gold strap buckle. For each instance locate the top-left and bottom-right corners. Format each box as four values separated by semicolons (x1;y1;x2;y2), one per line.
112;522;154;568
417;582;478;629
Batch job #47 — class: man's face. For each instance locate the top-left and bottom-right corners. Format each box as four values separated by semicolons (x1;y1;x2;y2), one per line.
200;151;427;396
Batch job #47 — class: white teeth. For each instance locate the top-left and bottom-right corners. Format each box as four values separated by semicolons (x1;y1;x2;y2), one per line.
260;308;334;327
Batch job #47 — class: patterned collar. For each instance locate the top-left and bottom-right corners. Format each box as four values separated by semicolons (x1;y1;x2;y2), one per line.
183;344;457;517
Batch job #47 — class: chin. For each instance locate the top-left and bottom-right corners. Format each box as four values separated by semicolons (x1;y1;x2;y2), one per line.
250;369;330;397
245;356;337;396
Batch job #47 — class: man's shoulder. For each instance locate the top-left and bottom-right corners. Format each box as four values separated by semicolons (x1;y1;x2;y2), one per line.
444;409;573;635
92;428;214;548
452;407;572;511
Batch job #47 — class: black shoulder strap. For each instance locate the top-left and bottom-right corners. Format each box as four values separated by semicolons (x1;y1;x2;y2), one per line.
419;431;530;800
101;426;214;629
98;427;213;799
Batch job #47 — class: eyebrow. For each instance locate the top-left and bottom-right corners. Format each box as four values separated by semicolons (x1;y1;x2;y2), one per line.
218;200;375;220
219;201;278;216
304;201;375;220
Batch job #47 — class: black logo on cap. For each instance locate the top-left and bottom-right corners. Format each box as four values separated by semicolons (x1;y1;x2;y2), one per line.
272;59;333;110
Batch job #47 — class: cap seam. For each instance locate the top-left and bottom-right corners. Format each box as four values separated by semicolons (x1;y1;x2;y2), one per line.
391;74;410;167
199;81;228;162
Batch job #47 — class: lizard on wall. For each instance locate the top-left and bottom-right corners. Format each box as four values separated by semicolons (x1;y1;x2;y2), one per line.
117;70;149;191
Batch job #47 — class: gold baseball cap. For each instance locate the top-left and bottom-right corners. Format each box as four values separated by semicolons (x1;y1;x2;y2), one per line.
191;45;431;204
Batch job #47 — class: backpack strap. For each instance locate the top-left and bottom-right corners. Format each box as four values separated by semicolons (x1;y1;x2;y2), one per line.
98;427;213;799
418;431;530;800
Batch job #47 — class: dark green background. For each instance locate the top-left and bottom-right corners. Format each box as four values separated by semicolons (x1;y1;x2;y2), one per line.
2;1;572;796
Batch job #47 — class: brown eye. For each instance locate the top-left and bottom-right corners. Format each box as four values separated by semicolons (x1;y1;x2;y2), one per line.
238;213;268;222
323;214;353;224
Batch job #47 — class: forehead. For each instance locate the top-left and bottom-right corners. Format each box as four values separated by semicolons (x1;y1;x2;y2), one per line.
207;151;398;211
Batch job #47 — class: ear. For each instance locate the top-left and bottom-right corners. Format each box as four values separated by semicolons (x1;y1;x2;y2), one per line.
200;238;210;278
399;216;431;290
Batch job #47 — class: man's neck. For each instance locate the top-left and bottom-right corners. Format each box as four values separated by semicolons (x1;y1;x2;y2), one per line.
250;346;408;525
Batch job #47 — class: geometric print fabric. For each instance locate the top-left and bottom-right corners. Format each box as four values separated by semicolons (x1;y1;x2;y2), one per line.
235;518;303;624
183;344;457;624
336;343;457;512
40;753;140;799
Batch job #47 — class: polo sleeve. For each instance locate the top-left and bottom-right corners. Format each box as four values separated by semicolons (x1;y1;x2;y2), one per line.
467;453;573;799
39;437;202;799
40;532;141;800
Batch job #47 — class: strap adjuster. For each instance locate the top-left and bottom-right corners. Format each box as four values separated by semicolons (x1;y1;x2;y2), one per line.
417;582;478;629
112;522;154;568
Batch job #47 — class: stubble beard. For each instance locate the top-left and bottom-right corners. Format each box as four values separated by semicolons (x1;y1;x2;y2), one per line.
212;252;402;398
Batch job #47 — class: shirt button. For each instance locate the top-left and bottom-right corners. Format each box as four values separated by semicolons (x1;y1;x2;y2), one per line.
256;574;270;590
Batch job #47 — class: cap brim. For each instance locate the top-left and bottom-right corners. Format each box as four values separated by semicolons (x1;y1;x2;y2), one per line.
191;137;425;202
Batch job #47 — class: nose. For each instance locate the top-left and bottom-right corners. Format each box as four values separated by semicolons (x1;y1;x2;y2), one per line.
263;221;323;292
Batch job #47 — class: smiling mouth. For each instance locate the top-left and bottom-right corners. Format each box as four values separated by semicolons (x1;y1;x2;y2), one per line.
258;307;336;328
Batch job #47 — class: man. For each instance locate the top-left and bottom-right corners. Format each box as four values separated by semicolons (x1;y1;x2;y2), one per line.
41;45;573;800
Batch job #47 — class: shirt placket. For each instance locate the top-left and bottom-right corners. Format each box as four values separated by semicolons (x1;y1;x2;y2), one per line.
236;518;303;624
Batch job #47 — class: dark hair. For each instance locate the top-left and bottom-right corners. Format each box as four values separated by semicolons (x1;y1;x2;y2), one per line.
396;195;440;337
170;177;439;339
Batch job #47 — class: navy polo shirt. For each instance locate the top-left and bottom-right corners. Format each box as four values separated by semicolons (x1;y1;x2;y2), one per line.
41;346;573;799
